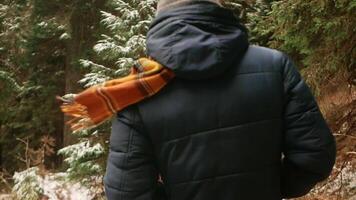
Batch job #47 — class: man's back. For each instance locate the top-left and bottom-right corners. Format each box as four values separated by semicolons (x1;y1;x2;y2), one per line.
138;45;286;199
104;2;336;200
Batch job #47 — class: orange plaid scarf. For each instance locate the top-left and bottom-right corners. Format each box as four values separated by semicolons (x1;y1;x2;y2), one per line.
57;58;175;132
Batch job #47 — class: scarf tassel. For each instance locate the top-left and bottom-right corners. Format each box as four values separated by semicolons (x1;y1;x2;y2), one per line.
56;96;95;131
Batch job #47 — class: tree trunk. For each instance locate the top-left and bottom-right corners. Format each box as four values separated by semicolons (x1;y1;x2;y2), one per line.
63;0;107;146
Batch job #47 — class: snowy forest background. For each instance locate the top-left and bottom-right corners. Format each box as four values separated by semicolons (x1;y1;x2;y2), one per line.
0;0;355;199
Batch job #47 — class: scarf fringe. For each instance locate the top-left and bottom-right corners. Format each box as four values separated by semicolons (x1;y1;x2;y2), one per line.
56;95;95;132
56;58;174;132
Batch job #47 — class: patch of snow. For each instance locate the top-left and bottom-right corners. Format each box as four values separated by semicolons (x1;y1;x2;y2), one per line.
0;194;14;200
311;161;356;199
41;173;93;200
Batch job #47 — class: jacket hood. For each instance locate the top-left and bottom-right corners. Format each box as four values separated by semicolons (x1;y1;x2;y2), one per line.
146;2;249;80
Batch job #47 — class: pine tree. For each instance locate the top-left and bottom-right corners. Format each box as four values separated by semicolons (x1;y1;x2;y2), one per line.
245;0;275;45
58;0;158;193
12;167;43;200
79;0;157;87
252;0;355;94
1;0;75;189
0;0;33;173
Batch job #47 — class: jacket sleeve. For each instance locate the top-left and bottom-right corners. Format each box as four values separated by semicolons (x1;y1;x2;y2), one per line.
104;105;159;200
281;54;336;198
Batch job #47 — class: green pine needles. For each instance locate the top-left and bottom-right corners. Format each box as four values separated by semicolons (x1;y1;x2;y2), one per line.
78;0;157;88
58;0;158;190
254;0;355;94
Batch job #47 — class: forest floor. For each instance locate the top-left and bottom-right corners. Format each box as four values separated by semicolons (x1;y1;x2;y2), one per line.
0;173;93;200
298;72;356;200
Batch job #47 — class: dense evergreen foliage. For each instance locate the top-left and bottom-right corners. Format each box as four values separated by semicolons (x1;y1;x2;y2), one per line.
0;0;67;172
256;0;355;94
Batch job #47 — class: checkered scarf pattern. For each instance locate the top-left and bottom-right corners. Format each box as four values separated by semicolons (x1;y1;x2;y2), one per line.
57;58;175;132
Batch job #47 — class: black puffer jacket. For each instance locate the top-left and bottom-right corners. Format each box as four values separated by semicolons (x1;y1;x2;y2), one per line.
104;2;336;200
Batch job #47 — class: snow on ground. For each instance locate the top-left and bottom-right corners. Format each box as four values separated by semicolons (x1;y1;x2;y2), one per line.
41;173;93;200
307;161;356;199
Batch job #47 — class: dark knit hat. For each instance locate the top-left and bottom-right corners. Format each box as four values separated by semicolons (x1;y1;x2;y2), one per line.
157;0;223;14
